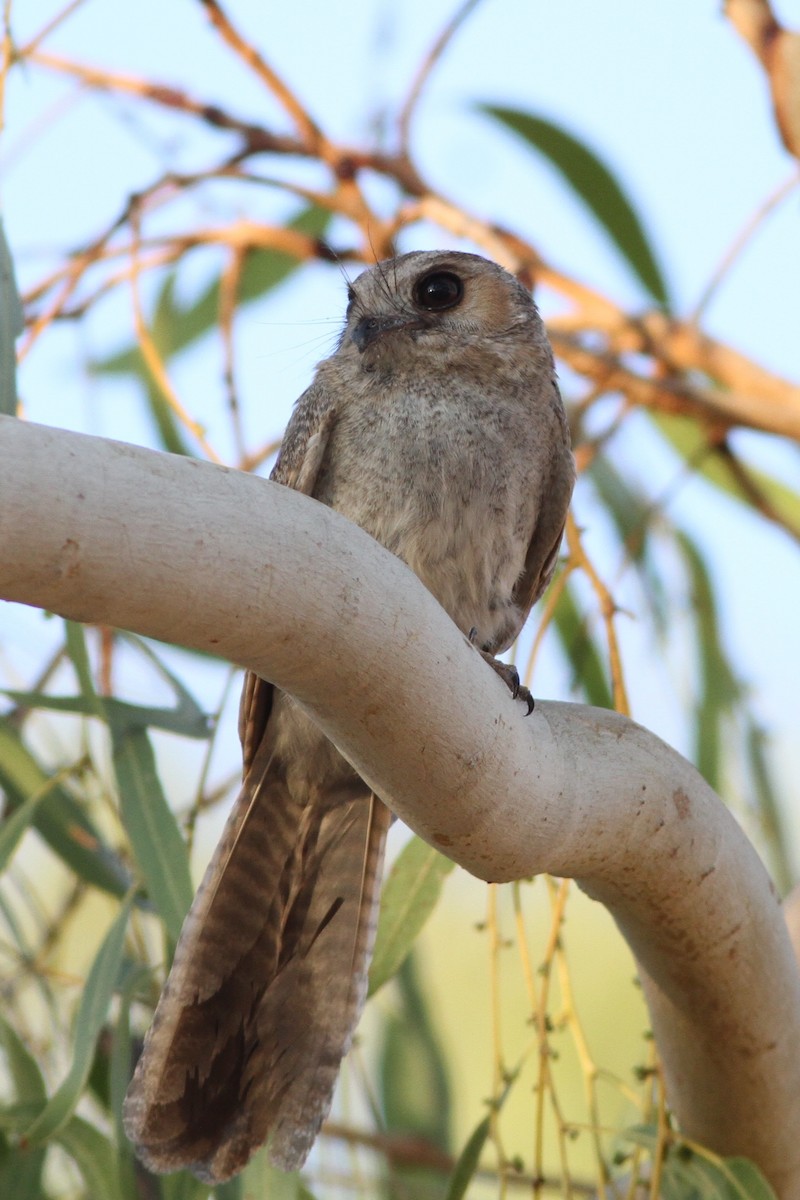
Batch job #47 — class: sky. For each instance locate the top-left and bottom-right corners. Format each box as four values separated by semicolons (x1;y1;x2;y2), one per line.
3;0;800;861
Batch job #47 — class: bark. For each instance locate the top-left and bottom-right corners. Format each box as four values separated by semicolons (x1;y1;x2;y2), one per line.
1;415;799;1197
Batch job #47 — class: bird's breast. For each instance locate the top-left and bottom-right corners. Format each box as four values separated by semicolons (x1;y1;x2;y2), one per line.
313;378;540;650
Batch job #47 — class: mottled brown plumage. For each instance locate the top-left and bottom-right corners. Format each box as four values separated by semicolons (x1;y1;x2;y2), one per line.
123;251;575;1182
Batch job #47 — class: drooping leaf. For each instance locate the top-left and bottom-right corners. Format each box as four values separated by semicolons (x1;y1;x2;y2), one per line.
622;1126;778;1199
0;769;60;872
369;835;455;997
674;530;742;790
160;1171;212;1200
3;690;211;738
24;893;134;1145
232;1154;318;1200
0;1138;46;1200
0;716;134;899
55;1115;126;1200
0;1014;46;1105
7;627;211;739
443;1077;515;1200
379;952;452;1156
586;455;668;634
552;581;614;708
652;411;800;534
215;1176;244;1200
110;724;193;944
62;622;195;940
480;105;670;308
64;620;101;712
110;965;152;1200
0;216;24;416
746;720;792;896
444;1115;490;1200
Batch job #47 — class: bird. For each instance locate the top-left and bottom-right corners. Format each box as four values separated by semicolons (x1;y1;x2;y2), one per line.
122;249;576;1183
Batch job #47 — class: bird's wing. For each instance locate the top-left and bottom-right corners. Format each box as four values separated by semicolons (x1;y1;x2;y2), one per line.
506;414;575;651
238;380;338;776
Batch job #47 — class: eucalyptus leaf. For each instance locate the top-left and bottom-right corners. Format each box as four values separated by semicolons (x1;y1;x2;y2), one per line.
111;725;193;944
652;411;800;533
553;581;614;708
369;835;454;996
0;216;24;416
674;530;742;790
24;894;133;1145
480;105;670;308
55;1115;126;1200
0;717;134;898
0;1015;46;1103
379;953;452;1154
443;1113;491;1200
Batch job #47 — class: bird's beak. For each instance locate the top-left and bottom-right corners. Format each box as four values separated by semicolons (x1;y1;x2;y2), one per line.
351;313;424;352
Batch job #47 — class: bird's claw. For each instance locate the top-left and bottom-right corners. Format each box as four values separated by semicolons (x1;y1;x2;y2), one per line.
478;650;535;714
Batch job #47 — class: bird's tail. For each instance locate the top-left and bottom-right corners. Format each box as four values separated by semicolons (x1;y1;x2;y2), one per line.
123;757;391;1184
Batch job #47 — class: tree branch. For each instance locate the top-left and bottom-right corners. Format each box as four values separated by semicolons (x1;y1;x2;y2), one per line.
1;415;799;1197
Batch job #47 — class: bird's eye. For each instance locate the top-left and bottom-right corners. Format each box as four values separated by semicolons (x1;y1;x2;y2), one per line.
412;270;464;312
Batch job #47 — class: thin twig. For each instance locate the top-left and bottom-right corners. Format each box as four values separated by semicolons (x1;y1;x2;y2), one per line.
0;0;14;134
17;0;85;57
690;166;800;323
28;49;306;156
397;0;483;152
197;0;325;152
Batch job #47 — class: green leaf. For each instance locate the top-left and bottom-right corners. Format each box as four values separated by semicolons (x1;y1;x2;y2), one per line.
652;412;800;532
368;835;454;997
0;1139;46;1200
111;725;193;944
674;530;742;790
379;953;452;1154
553;581;614;708
0;716;134;899
214;1176;243;1200
586;456;668;634
110;965;152;1200
237;1155;313;1200
479;105;670;308
24;893;134;1145
443;1077;515;1200
0;1026;46;1200
4;691;211;739
7;628;211;740
444;1113;491;1200
0;1015;46;1103
65;620;101;712
622;1127;778;1199
746;721;792;896
55;1115;126;1200
0;769;59;872
160;1171;213;1200
717;1159;778;1200
117;632;213;736
92;205;331;454
0;216;24;416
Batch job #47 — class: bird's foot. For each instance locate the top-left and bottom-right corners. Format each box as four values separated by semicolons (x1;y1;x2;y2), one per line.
468;630;534;715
